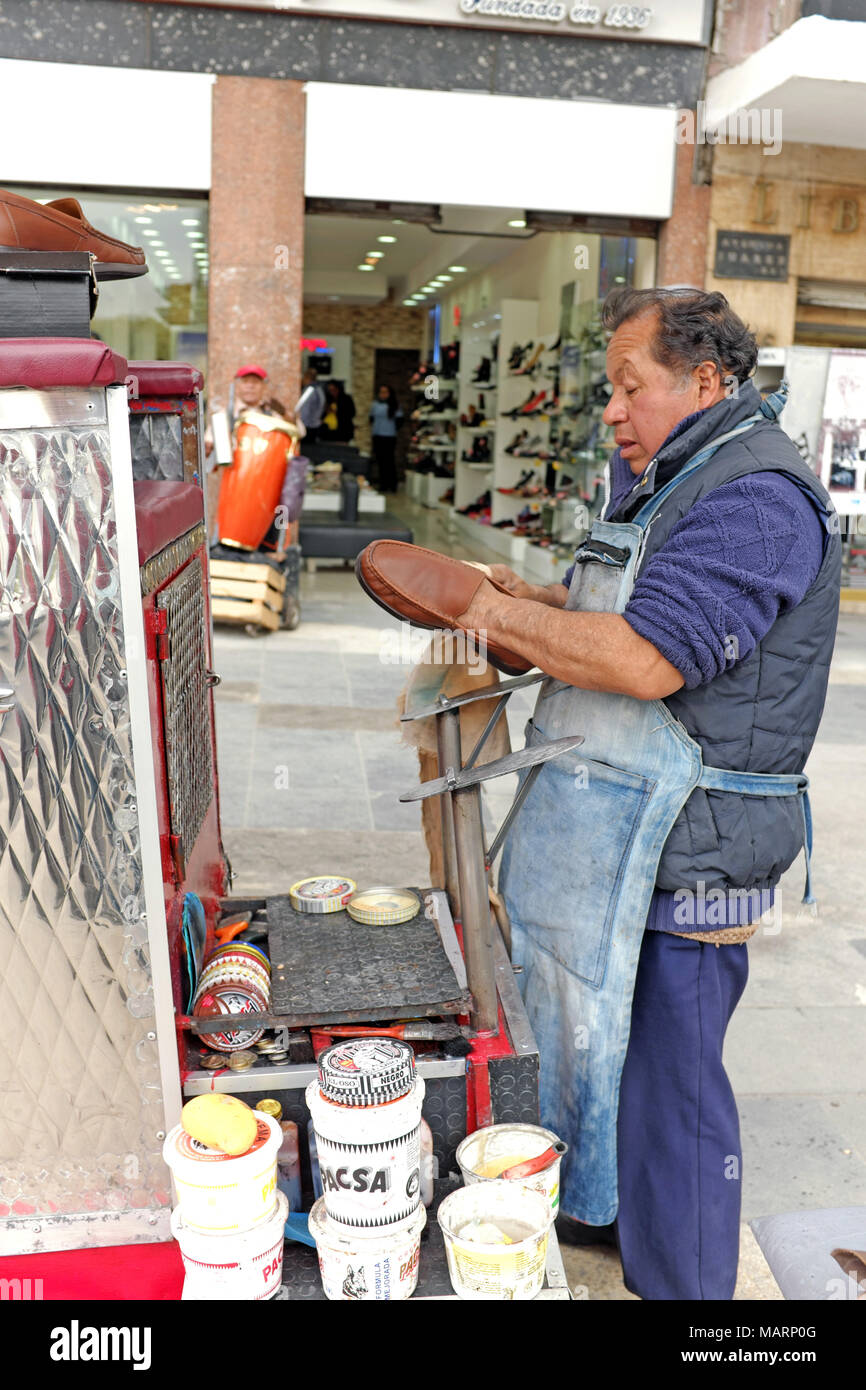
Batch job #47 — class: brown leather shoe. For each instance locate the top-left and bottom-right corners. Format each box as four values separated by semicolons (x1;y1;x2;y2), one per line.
356;539;532;676
0;188;147;280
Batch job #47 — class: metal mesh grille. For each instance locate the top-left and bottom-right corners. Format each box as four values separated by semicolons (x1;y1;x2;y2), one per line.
0;419;169;1233
157;558;213;859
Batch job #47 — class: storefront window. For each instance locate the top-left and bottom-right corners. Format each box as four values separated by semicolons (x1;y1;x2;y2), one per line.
6;187;209;374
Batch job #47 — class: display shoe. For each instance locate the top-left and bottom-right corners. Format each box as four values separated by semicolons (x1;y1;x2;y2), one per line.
521;390;549;415
504;390;538;420
471;356;492;384
508;341;533;373
505;430;529;455
0;187;147;280
513;342;545;376
457;489;491;515
355;540;532;676
439;485;455;503
497;468;535;495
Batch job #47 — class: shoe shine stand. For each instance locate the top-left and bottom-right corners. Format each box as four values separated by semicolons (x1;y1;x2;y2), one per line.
0;249;573;1298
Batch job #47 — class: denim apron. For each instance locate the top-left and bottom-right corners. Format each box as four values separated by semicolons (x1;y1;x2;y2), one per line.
498;411;813;1225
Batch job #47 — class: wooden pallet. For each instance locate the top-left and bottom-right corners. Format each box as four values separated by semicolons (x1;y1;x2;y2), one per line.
210;558;286;631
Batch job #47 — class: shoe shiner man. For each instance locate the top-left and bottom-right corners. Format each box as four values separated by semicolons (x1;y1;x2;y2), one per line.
361;289;840;1298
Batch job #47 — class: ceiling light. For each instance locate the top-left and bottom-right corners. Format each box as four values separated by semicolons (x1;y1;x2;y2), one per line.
143;229;160;238
508;219;526;228
181;218;200;226
367;251;384;259
392;219;406;226
358;264;375;272
377;235;397;244
402;299;415;307
437;275;453;282
149;240;164;248
448;265;467;273
134;217;152;224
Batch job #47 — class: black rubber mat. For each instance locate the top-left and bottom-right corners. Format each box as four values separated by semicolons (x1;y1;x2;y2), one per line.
266;889;471;1026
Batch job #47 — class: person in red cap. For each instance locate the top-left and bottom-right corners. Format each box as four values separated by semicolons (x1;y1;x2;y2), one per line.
232;364;292;426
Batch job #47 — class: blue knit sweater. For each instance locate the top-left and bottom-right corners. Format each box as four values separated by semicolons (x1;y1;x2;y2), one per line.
566;407;826;933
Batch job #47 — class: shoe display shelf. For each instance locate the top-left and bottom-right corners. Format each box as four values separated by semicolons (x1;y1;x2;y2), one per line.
494;302;569;530
407;372;459;508
405;469;453;509
302;488;385;514
454;308;500;512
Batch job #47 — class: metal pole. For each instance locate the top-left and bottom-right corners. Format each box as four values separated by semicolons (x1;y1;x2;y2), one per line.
436;715;461;914
437;703;498;1033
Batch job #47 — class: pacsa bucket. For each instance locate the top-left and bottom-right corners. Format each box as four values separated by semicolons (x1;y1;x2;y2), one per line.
456;1124;566;1217
305;1076;426;1236
437;1180;552;1301
172;1191;288;1300
309;1197;426;1301
163;1113;281;1234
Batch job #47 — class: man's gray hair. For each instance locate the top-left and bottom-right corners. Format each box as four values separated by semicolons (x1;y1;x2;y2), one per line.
601;287;758;386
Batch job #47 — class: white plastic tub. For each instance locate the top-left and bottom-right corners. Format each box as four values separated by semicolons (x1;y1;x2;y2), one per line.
163;1112;281;1234
437;1180;552;1301
456;1123;565;1216
305;1076;425;1236
173;1191;288;1300
309;1197;426;1300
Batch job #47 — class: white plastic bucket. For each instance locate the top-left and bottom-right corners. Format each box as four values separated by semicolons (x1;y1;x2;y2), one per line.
163;1112;281;1234
437;1180;552;1301
172;1191;288;1300
456;1124;565;1216
305;1077;425;1236
309;1196;426;1301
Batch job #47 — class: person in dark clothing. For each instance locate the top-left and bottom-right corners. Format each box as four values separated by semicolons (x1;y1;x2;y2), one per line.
320;380;356;442
449;288;840;1299
369;385;404;492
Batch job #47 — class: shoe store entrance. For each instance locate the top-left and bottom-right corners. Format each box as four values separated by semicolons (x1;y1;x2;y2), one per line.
301;197;658;569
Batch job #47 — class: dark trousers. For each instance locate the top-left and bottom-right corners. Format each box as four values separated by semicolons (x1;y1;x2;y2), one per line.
615;931;749;1300
372;435;398;492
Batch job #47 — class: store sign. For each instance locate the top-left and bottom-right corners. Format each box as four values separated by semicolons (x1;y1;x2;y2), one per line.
153;0;708;43
714;231;790;282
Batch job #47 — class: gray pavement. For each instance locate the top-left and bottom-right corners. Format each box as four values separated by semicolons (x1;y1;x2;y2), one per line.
212;494;866;1299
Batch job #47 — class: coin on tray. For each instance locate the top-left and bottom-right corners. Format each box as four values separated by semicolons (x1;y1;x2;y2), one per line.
200;1053;229;1070
228;1050;258;1071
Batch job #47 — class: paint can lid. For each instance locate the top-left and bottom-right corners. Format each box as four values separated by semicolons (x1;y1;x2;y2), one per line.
289;875;356;914
317;1038;416;1106
346;887;420;927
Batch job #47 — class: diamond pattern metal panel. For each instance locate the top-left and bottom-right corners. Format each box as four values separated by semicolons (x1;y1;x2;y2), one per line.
0;419;169;1227
156;558;213;861
129;413;184;482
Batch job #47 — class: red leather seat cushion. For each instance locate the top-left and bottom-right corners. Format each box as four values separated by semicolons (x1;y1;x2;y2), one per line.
0;337;127;388
127;360;204;397
134;480;205;565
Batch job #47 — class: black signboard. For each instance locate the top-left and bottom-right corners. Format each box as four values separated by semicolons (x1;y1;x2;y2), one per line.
714;231;790;281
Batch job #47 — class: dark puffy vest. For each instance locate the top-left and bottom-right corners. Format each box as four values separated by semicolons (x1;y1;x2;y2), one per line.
613;384;841;894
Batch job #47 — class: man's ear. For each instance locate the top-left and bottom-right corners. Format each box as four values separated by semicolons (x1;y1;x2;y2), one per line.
695;359;724;405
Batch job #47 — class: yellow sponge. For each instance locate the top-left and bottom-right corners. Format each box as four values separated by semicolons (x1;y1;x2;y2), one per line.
181;1094;258;1156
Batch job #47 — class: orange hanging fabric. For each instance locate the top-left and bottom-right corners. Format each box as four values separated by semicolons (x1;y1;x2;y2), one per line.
217;409;299;550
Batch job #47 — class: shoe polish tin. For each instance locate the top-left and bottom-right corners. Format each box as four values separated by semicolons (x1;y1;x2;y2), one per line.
289;875;356;913
347;887;420;927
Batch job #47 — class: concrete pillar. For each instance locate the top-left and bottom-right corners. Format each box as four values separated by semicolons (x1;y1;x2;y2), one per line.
208;76;305;417
656;137;712;289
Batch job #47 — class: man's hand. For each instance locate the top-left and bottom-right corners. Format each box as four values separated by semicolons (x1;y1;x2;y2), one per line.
470;563;569;607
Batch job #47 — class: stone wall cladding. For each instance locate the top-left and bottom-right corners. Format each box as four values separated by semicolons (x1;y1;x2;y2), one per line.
303;302;424;453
